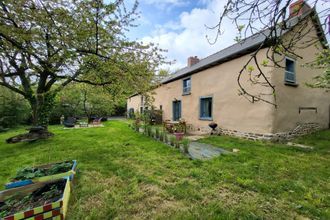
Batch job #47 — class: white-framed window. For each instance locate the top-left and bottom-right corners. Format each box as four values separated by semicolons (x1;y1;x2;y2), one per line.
285;57;296;84
183;77;191;94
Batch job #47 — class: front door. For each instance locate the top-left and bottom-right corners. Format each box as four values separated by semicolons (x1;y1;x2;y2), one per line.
173;100;181;121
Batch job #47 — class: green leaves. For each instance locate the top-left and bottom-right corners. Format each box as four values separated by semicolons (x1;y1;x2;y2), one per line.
305;48;330;90
0;0;164;126
247;65;255;73
14;161;73;180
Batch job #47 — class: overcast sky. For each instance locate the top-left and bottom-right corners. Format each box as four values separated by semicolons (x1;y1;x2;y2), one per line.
126;0;330;72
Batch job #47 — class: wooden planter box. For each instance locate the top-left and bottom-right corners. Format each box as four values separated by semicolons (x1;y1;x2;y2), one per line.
0;178;72;220
5;160;77;189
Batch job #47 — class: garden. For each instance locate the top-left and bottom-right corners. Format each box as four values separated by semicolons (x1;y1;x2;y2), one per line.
130;112;191;155
0;0;329;219
0;121;329;219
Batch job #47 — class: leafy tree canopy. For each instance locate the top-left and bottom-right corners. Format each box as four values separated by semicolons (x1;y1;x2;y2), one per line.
0;0;163;126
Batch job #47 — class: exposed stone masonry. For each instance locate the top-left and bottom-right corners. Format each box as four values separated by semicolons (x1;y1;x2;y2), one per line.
188;123;322;142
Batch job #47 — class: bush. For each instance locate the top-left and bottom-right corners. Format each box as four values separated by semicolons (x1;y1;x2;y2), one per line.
143;109;163;125
182;138;190;154
49;84;117;124
175;140;180;149
155;127;160;139
148;130;153;138
164;133;169;144
143;124;148;135
147;126;152;137
135;124;140;132
170;136;176;147
0;87;30;128
159;131;164;141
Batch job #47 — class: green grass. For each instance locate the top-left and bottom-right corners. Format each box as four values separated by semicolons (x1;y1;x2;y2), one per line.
0;121;329;219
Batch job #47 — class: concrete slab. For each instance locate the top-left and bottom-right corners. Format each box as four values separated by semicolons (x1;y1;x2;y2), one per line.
188;142;230;160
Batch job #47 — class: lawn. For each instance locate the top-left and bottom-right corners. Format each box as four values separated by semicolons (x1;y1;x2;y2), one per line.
0;121;329;219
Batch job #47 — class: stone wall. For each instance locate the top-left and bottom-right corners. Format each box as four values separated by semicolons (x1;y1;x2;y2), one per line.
187;123;322;142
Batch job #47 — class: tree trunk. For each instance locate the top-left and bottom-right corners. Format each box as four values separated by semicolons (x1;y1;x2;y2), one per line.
6;92;56;144
28;92;56;129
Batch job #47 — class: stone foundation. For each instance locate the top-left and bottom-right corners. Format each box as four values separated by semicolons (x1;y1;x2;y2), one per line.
188;123;322;142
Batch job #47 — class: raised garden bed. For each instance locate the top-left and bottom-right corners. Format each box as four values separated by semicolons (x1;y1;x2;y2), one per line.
0;178;71;220
5;160;77;189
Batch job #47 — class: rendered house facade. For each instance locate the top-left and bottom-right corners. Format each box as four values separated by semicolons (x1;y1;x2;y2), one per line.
127;4;329;140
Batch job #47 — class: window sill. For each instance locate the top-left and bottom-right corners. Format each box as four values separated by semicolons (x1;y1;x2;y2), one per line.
199;117;213;121
284;82;299;87
182;92;191;96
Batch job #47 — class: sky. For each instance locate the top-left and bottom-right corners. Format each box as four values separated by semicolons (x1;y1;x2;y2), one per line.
125;0;330;72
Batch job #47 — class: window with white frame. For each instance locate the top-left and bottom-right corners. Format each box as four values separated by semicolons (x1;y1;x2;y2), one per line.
183;77;191;94
285;57;296;84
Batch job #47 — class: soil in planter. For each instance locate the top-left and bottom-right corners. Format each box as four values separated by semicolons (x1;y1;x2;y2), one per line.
13;161;74;181
0;179;66;218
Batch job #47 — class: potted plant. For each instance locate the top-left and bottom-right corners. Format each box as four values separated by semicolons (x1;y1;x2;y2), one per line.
173;119;186;141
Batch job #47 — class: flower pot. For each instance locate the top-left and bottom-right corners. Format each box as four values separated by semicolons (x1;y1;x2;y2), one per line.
0;178;72;220
5;160;77;189
174;132;184;141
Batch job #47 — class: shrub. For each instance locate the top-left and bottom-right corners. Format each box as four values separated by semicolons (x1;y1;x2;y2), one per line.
170;136;176;147
164;133;169;144
151;130;156;138
147;126;152;137
0;87;30;128
143;124;148;135
182;138;190;154
159;131;164;141
155;127;160;139
144;125;149;136
134;123;140;132
175;140;180;148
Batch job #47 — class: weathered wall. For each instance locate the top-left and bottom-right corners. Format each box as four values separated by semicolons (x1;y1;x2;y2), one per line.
272;17;330;133
127;16;329;139
127;95;143;115
151;48;276;134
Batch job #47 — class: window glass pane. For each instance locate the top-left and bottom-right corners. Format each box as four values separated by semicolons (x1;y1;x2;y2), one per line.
285;72;295;82
183;78;191;94
285;59;294;72
186;79;191;87
183;79;187;87
200;97;212;118
183;78;191;90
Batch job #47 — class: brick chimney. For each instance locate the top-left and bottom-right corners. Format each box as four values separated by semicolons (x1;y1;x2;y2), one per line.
187;56;199;67
289;0;311;18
